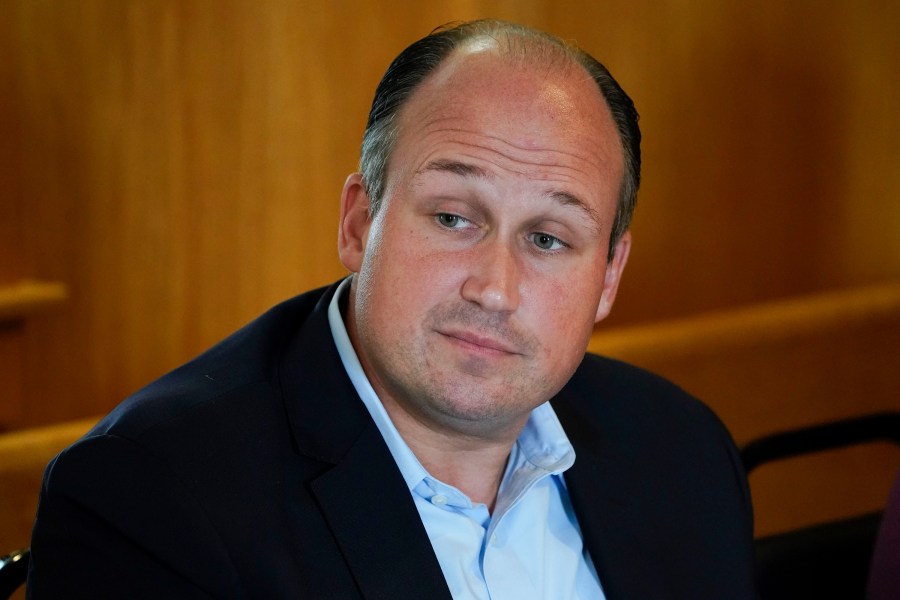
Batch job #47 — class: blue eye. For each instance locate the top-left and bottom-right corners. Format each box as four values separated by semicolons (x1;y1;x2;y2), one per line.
436;213;467;228
531;232;564;251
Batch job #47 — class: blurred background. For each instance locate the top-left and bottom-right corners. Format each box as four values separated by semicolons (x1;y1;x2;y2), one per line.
2;0;899;541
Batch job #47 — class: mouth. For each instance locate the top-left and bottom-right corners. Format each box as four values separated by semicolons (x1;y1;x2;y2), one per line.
437;329;522;357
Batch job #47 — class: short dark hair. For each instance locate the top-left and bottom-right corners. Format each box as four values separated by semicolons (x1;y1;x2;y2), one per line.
360;19;641;260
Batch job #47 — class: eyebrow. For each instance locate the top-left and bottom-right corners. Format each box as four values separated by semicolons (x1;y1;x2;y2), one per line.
419;159;605;235
548;191;605;236
419;159;490;179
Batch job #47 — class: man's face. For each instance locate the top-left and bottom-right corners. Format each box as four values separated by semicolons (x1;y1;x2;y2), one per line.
339;47;631;440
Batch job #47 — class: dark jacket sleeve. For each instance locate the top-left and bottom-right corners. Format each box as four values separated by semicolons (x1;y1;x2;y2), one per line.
28;434;247;599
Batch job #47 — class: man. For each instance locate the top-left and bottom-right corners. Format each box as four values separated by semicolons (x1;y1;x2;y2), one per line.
29;20;756;599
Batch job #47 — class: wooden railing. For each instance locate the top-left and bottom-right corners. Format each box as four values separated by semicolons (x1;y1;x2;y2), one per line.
0;281;67;322
590;281;900;535
0;417;98;551
0;280;68;432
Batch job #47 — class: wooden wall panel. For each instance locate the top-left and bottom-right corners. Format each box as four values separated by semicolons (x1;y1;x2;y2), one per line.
4;1;552;426
547;0;900;324
3;0;898;444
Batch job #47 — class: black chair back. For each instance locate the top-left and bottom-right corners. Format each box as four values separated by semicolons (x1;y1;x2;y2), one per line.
0;548;29;599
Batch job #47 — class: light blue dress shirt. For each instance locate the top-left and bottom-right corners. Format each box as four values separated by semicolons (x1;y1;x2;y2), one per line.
328;278;605;599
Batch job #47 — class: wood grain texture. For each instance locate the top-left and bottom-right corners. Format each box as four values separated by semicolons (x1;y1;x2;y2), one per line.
0;281;68;322
547;0;900;323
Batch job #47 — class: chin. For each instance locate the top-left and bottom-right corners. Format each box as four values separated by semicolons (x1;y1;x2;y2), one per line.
425;380;545;427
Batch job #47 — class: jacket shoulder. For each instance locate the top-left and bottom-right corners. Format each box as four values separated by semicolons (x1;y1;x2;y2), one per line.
559;354;757;598
565;352;715;424
86;284;336;458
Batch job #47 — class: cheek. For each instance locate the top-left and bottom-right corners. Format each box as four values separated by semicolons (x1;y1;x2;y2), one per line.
361;229;460;317
526;274;602;344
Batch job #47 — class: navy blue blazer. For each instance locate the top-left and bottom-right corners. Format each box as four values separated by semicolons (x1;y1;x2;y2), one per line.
28;282;756;599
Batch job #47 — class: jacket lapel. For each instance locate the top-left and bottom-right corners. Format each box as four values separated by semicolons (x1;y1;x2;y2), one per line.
310;424;451;599
555;391;677;600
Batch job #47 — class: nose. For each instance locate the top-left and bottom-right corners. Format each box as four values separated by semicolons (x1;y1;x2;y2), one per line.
460;240;521;313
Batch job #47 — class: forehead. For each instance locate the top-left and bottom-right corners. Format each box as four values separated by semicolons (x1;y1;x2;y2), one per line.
388;46;624;209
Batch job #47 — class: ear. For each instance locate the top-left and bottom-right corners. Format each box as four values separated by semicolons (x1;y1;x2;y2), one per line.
337;173;373;273
594;231;632;323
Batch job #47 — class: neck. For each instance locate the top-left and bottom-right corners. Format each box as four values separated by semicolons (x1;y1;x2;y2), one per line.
382;398;526;511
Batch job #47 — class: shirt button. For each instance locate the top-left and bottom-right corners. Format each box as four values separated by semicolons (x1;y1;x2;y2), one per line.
431;494;448;506
490;533;499;546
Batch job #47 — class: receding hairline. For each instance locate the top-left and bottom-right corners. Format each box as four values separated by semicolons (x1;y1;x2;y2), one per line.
385;27;621;178
441;26;597;83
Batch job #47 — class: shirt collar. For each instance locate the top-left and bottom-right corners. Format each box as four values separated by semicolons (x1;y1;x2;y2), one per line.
327;277;576;494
